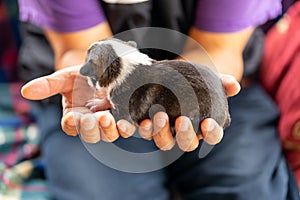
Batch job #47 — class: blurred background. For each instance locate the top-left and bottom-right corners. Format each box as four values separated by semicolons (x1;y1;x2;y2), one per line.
0;0;20;82
0;0;51;199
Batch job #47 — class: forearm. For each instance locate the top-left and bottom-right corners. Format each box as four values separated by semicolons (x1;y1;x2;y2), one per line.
181;27;254;82
180;47;244;81
58;49;87;70
44;22;112;71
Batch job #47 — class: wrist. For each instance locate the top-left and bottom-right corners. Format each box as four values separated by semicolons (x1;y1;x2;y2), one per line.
55;49;86;71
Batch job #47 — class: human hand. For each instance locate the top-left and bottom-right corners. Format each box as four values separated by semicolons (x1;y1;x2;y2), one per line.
138;74;240;151
21;66;136;143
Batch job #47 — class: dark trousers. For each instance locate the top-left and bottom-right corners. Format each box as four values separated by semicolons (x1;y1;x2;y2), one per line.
36;83;296;200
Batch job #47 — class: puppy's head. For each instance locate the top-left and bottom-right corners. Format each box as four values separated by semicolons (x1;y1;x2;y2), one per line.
80;40;121;88
80;38;152;89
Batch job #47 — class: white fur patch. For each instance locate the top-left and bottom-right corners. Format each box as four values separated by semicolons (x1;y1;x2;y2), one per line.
87;77;94;88
115;50;152;87
87;77;100;90
121;49;153;66
107;40;153;88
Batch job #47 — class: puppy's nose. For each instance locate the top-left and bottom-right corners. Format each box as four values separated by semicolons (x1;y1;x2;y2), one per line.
80;62;95;76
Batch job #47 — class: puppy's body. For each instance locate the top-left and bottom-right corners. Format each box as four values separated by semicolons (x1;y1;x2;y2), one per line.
80;38;230;135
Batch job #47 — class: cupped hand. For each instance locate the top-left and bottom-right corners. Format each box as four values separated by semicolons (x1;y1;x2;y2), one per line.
21;67;240;151
21;66;136;143
138;74;240;151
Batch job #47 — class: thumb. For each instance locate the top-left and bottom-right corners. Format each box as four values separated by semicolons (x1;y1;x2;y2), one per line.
21;66;81;100
21;77;54;100
219;74;241;97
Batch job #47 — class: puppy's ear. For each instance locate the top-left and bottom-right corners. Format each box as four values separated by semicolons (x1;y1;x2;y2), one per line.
127;41;137;48
99;56;121;87
80;61;96;77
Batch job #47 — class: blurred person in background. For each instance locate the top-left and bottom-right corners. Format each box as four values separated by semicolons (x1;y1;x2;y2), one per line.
260;0;300;192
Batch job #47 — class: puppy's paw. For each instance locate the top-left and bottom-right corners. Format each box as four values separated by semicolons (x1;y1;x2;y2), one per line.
86;98;105;112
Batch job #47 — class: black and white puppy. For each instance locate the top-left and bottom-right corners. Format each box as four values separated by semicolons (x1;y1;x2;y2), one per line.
80;38;230;135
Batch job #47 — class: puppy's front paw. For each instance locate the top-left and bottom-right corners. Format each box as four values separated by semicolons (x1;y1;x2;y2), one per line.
86;98;105;112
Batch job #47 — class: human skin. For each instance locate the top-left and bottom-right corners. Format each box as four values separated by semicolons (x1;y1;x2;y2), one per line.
21;22;250;151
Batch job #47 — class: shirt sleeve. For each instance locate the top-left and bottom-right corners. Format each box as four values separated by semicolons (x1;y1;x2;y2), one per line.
18;0;106;32
194;0;282;33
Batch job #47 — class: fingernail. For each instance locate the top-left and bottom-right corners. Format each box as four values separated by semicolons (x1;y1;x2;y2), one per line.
207;119;215;132
66;112;81;126
178;118;189;131
142;122;152;131
82;114;96;130
117;121;127;132
66;117;76;126
100;115;111;127
156;118;166;128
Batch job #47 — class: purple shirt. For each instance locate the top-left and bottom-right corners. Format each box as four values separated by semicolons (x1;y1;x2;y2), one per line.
18;0;106;32
195;0;282;32
19;0;282;33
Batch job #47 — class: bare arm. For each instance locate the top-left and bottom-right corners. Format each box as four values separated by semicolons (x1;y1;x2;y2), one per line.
181;26;254;81
44;22;112;70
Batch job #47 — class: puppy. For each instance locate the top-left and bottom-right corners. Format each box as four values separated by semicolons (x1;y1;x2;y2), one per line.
80;38;230;135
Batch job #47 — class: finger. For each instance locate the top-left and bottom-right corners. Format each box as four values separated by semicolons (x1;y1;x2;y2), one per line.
175;116;199;152
95;111;119;142
61;111;82;136
117;120;136;138
21;66;81;100
138;119;153;140
201;118;224;145
152;112;175;151
79;113;101;143
61;103;94;136
219;74;241;97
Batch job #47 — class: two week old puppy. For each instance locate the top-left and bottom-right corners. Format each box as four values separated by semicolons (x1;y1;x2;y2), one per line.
79;38;230;143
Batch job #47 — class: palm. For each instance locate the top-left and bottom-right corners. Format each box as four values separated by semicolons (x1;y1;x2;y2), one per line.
62;71;110;114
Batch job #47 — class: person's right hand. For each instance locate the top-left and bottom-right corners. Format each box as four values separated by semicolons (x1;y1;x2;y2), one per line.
138;74;240;151
21;66;137;143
